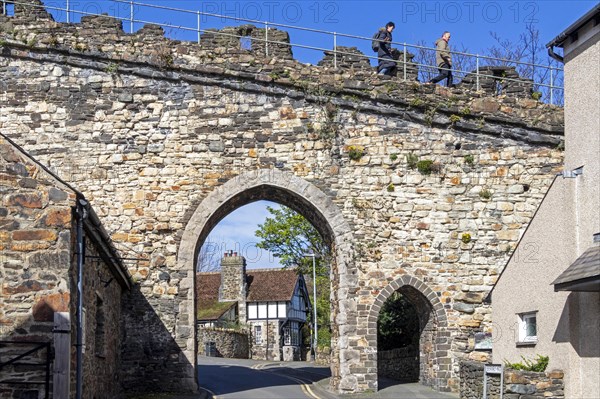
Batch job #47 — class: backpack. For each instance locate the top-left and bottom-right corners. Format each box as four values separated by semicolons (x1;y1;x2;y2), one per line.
372;31;383;52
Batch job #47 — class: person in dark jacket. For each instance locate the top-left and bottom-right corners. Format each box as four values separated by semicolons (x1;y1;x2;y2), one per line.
429;31;454;87
377;22;396;76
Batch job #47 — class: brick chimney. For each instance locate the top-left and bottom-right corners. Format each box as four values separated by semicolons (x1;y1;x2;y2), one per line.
219;251;247;322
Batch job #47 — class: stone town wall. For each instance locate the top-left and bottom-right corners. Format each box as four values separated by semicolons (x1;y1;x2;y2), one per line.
1;136;75;399
198;327;250;359
0;1;565;394
459;361;565;399
1;136;125;398
377;346;419;381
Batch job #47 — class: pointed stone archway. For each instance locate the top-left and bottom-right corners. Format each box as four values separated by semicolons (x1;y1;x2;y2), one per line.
177;169;355;391
366;275;450;392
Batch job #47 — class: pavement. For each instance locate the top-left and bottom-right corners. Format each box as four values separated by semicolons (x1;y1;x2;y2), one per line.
311;378;458;399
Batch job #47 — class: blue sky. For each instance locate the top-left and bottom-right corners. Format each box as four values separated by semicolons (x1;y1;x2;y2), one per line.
202;201;282;269
38;0;598;65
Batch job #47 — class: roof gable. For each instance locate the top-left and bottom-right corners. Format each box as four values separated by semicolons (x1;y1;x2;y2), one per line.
246;269;300;302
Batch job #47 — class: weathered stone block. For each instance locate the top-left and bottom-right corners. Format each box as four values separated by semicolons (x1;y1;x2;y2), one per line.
12;229;58;241
6;194;43;208
32;292;70;321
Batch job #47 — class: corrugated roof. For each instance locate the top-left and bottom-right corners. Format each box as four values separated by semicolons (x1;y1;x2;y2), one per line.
552;245;600;291
246;269;299;302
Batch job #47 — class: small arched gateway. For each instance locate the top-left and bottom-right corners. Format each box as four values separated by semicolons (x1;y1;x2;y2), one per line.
366;275;450;392
177;169;355;391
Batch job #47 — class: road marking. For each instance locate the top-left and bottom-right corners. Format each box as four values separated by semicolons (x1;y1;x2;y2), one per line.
201;386;218;399
271;372;322;399
241;362;322;399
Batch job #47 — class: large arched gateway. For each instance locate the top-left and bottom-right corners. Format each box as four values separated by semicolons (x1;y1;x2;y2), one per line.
0;3;565;395
177;169;355;389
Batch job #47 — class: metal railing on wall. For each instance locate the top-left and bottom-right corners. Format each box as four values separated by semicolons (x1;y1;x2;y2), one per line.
1;0;563;104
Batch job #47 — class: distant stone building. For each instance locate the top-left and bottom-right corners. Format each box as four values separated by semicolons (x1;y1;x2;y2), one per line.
0;134;132;398
197;253;311;361
490;5;600;399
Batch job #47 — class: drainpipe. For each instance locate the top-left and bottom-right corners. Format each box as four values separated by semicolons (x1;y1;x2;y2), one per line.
547;45;564;64
75;198;89;399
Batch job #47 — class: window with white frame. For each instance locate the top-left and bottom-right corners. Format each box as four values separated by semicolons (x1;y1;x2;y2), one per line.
268;302;278;318
278;302;287;317
257;303;267;319
518;312;537;343
254;325;262;344
283;327;291;345
248;303;258;319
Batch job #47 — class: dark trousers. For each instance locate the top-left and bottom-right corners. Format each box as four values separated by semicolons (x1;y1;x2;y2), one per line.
378;55;396;76
430;62;453;87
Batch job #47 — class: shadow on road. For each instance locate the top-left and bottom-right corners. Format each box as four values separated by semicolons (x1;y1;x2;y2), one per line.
198;362;330;396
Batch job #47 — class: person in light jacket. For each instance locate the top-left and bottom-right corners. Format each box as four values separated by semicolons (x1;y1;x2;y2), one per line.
429;31;454;87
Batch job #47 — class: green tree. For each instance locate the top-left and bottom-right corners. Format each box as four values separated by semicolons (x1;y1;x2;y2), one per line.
255;206;328;269
255;205;331;348
377;292;420;351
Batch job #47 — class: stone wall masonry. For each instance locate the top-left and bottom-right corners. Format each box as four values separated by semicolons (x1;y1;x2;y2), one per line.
220;255;246;304
0;2;566;395
459;361;565;399
81;237;125;399
198;327;250;359
0;2;564;142
1;136;75;399
377;346;419;382
316;346;332;365
1;135;126;398
251;320;281;361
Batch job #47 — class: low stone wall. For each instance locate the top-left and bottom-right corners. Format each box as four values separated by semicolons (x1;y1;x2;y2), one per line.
315;347;332;365
460;361;565;399
378;346;419;382
198;328;249;359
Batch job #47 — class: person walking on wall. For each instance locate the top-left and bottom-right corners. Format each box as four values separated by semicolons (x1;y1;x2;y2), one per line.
376;22;396;76
429;31;454;87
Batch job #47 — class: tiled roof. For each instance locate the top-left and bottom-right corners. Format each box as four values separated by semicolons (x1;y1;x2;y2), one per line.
197;272;221;301
196;268;300;305
552;245;600;291
246;269;299;302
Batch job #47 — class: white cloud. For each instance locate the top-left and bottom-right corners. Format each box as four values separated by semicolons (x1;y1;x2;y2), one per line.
202;201;283;269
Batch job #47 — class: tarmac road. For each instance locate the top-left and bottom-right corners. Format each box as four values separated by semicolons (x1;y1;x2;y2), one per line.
197;356;458;399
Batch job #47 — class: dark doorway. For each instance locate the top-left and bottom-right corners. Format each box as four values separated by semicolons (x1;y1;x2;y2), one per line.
377;291;420;383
